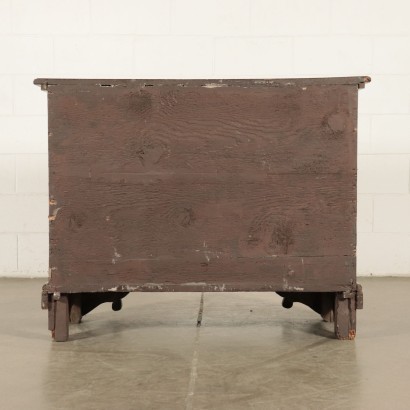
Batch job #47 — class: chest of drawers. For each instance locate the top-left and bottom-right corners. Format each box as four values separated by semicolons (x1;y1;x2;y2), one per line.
35;77;369;341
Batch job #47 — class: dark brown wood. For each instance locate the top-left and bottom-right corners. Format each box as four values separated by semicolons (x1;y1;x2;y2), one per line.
48;296;55;331
43;256;355;294
35;77;368;341
334;293;356;340
34;76;371;88
356;283;364;309
54;295;69;342
47;83;357;290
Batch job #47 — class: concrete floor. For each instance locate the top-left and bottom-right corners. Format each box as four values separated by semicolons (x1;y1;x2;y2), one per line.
1;278;410;409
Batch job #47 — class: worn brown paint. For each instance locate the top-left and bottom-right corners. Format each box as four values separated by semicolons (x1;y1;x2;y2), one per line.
54;294;69;342
35;77;370;341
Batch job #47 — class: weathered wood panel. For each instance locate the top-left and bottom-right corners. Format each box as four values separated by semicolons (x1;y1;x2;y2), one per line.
48;85;357;175
46;256;355;293
50;174;355;257
46;80;359;293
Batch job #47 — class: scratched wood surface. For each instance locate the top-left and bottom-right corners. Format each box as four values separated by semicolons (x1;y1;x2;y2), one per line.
45;79;359;293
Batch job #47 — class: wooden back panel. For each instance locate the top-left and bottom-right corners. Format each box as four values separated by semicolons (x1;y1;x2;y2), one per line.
45;79;360;292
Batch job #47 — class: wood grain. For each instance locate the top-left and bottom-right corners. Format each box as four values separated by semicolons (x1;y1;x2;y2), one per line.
53;295;69;342
46;80;358;293
335;293;357;340
48;85;357;175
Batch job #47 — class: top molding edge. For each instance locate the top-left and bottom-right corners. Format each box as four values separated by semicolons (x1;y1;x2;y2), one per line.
34;76;371;90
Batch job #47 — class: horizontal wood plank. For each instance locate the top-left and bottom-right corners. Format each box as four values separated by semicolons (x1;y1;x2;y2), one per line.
48;84;358;175
50;173;355;261
35;76;371;88
46;255;355;293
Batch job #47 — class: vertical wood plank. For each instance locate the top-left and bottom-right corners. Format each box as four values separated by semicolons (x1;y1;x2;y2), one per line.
48;298;55;331
334;294;356;340
54;295;69;342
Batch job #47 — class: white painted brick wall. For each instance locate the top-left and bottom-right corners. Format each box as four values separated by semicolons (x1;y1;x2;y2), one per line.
214;37;293;77
0;234;18;274
251;0;331;36
0;76;13;115
0;0;409;277
331;0;410;35
54;36;135;77
357;195;373;234
0;1;12;35
360;76;410;114
374;37;410;75
0;155;15;193
0;195;48;233
357;115;372;154
0;36;53;75
0;116;47;153
16;154;48;193
294;36;373;76
14;75;47;116
358;155;410;194
373;196;410;233
12;0;90;35
358;233;410;275
134;37;214;78
372;116;410;153
174;0;249;36
91;0;170;35
17;233;48;276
